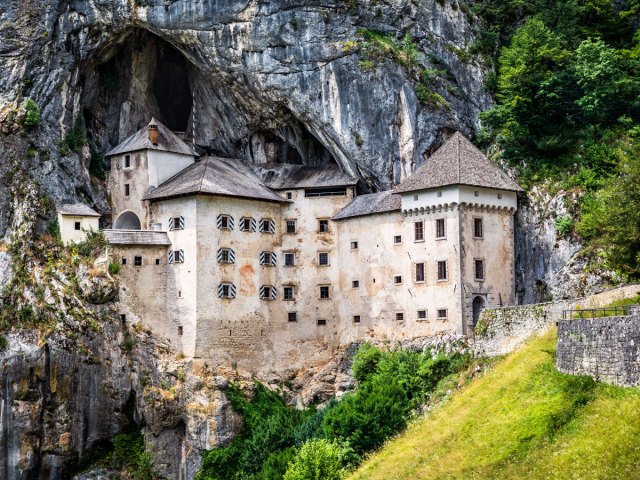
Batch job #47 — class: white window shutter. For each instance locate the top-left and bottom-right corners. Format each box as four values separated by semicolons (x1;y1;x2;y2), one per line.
168;250;174;264
251;218;257;232
178;215;185;229
268;220;275;234
230;284;236;298
217;248;223;263
228;216;235;230
178;249;184;263
168;217;174;231
229;249;236;263
217;283;224;298
270;252;277;265
216;214;222;229
260;285;265;298
259;251;266;265
270;286;276;300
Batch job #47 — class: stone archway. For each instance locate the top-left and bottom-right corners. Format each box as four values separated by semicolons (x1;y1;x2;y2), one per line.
114;211;141;230
472;296;486;327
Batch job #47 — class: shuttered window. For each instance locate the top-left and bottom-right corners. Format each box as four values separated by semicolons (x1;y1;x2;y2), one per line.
168;249;184;264
260;251;277;266
217;214;234;230
218;283;237;299
260;218;275;234
217;248;236;264
259;285;277;300
240;217;257;232
168;216;185;231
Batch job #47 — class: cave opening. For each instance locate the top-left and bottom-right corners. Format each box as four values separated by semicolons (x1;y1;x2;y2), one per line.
153;43;192;132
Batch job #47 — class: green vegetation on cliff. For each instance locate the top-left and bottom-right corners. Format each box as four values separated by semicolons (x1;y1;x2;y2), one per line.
351;330;640;480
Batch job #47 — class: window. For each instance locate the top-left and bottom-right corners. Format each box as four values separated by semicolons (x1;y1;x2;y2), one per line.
394;275;402;285
260;218;275;234
155;258;160;265
217;214;234;230
415;262;425;283
437;309;448;320
437;260;448;281
260;285;277;300
217;248;236;264
414;221;424;241
474;218;483;238
351;241;358;250
437;191;442;197
121;257;127;265
218;283;237;299
417;310;427;320
497;193;503;199
124;184;130;196
134;256;142;266
283;286;294;301
124;155;131;168
284;252;296;267
260;251;277;266
474;190;479;197
178;291;181;298
286;192;293;200
306;187;347;197
168;216;185;231
240;217;256;232
475;259;485;280
317;319;327;326
394;235;402;244
353;315;361;323
288;312;297;322
352;280;359;288
395;312;405;321
318;252;330;266
436;218;446;239
413;194;419;201
177;326;183;336
318;219;329;233
168;249;184;264
319;285;330;299
286;220;296;234
74;221;81;230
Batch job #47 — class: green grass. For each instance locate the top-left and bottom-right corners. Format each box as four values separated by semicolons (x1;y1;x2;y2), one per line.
351;329;640;480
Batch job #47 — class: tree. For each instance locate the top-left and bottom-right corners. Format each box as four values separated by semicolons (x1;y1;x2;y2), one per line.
23;98;40;129
283;439;348;480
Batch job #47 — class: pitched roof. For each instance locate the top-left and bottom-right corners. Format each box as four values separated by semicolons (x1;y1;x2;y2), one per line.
253;163;358;190
332;190;401;220
144;156;287;203
103;230;172;246
57;203;101;217
395;132;523;193
105;118;196;157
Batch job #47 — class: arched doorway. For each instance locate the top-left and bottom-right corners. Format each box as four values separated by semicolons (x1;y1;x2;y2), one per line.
472;296;486;327
114;211;141;230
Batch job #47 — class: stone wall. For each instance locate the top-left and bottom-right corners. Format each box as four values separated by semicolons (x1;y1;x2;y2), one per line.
556;315;640;386
473;284;640;356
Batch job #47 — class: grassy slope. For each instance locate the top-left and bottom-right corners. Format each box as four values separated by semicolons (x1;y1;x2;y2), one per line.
351;329;640;480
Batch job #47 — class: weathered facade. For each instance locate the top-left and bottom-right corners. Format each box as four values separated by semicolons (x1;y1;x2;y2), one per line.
104;121;521;374
56;204;101;245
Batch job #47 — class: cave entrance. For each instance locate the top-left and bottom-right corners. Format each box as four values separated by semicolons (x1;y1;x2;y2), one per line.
153;43;192;132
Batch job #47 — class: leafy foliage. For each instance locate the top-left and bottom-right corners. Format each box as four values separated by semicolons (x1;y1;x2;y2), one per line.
284;439;351;480
61;115;86;155
23;98;40;129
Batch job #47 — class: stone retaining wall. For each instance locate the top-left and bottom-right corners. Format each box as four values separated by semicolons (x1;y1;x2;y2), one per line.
556;316;640;386
473;284;640;356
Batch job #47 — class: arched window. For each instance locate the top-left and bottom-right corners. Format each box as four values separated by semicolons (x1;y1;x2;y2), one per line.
114;211;141;230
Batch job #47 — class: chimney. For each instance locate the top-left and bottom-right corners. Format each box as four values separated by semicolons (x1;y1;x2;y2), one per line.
148;119;158;145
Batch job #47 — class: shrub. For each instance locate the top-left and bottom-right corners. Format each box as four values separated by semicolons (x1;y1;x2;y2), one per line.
76;230;107;259
112;432;156;480
60;115;86;155
351;343;382;383
108;262;121;275
284;439;349;480
121;333;135;352
555;215;573;237
23;98;40;129
0;336;7;350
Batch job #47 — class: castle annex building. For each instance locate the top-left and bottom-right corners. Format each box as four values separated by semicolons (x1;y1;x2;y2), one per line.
69;119;522;373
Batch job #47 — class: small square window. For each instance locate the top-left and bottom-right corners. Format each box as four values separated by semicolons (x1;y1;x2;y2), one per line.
286;192;293;200
219;215;231;230
415;262;425;283
155;258;160;265
134;256;142;267
395;312;404;321
417;310;427;320
474;191;480;197
318;252;329;266
318;219;329;233
414;221;424;242
260;218;275;234
474;218;484;238
394;235;402;244
394;275;402;285
351;241;358;250
286;220;296;234
437;191;443;197
288;312;297;322
413;194;419;201
352;280;359;288
124;184;130;196
437;309;448;320
353;315;361;323
436;218;446;239
319;285;330;299
284;252;296;267
260;285;276;300
124;155;131;168
74;221;81;230
317;319;327;326
283;286;294;301
121;257;127;265
260;251;277;266
177;326;183;336
437;261;448;281
497;193;503;199
240;217;254;232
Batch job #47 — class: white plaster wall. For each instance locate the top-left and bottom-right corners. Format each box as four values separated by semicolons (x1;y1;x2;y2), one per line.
147;150;195;187
401;185;517;212
108;151;150;229
58;214;99;245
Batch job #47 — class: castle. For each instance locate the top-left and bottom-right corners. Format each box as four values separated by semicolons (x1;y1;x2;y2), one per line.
61;119;522;374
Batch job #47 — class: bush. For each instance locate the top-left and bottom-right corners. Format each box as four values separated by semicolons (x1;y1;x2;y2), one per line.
0;336;7;350
76;230;107;259
555;215;573;237
112;432;156;480
108;262;121;275
121;333;135;352
284;439;349;480
60;115;86;155
351;343;382;383
23;98;40;129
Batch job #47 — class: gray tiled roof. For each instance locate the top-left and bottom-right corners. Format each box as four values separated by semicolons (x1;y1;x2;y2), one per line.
332;190;401;220
254;163;358;190
144;156;287;203
104;229;172;246
57;203;101;217
395;132;523;193
105;118;196;157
